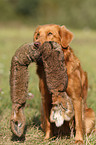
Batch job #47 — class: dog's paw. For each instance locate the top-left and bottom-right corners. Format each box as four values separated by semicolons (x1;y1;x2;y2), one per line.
75;140;83;145
75;134;83;144
44;130;52;140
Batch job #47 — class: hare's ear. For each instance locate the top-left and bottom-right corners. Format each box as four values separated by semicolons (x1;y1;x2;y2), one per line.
60;25;74;48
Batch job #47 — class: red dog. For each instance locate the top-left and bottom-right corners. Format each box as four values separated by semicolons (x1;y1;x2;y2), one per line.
34;24;95;143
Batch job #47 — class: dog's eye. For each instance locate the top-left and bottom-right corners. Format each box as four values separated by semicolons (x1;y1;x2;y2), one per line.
47;32;53;36
37;33;40;36
36;33;40;39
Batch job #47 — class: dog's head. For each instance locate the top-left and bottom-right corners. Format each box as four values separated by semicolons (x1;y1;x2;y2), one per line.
34;24;73;48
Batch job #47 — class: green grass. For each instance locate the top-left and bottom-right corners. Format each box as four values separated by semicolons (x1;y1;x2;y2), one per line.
0;26;96;144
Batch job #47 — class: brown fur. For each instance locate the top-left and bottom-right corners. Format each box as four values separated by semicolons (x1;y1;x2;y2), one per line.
50;93;74;126
10;41;68;137
10;43;42;137
41;41;68;93
34;24;95;143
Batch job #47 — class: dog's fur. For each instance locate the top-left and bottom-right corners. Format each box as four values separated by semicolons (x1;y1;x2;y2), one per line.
34;24;95;143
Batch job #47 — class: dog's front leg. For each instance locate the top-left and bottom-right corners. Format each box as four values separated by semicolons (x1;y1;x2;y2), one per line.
39;78;52;139
73;97;83;143
41;98;52;139
67;76;84;143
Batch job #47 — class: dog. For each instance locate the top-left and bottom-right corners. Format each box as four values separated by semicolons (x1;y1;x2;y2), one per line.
34;24;95;143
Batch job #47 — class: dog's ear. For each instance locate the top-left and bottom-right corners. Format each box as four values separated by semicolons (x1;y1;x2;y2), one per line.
60;25;74;48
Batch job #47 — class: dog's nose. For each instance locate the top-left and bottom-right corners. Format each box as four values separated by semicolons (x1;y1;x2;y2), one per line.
34;42;41;48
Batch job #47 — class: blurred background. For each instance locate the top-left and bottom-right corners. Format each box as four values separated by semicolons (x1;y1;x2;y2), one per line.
0;0;96;29
0;0;96;144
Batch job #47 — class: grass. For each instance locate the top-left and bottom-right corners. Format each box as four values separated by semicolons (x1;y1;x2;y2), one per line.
0;26;96;144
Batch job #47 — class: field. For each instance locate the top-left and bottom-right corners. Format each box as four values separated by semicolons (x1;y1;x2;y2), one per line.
0;26;96;145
